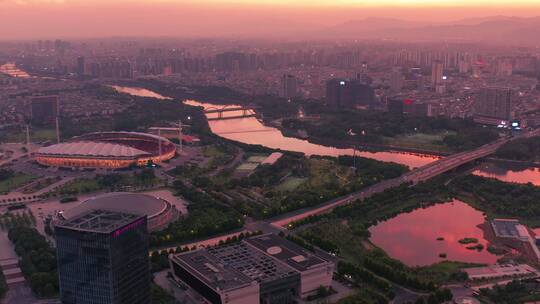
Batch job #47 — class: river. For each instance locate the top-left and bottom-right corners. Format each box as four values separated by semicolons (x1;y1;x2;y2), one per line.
111;85;540;184
111;85;439;168
110;85;172;100
112;85;534;266
369;199;499;266
472;162;540;186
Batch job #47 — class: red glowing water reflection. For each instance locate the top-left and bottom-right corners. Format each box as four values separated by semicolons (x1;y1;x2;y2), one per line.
473;165;540;186
185;100;438;169
369;199;499;266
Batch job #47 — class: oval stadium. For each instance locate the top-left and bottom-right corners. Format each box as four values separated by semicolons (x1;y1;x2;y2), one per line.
58;192;180;232
35;131;176;169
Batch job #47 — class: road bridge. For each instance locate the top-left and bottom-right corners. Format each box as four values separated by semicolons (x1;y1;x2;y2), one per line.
269;130;540;228
204;105;259;120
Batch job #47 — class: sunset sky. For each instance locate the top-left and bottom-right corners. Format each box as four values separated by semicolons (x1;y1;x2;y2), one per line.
1;0;539;40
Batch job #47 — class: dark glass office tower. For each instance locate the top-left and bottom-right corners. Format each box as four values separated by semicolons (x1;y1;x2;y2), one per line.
55;209;150;304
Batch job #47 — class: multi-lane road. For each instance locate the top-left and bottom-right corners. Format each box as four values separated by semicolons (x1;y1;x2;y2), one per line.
151;130;538;253
266;130;540;229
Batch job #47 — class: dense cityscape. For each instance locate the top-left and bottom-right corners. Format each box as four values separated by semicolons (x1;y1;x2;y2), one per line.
1;1;540;303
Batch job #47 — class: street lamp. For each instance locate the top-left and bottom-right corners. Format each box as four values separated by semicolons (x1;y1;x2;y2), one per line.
348;129;365;171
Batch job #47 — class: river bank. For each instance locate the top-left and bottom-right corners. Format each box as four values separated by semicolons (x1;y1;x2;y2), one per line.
110;84;540;184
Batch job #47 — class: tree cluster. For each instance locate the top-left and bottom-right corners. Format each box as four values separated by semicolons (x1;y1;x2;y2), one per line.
8;227;58;297
150;180;243;247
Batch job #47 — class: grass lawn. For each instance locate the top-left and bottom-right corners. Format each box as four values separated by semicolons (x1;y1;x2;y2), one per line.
246;155;267;163
414;261;485;284
305;158;352;189
203;146;225;158
275;177;307;192
236;154;269;172
0;173;36;194
203;145;236;169
5;128;57;143
383;131;454;152
56;178;101;195
236;162;259;171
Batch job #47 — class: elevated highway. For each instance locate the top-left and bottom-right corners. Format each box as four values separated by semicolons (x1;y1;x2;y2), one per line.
402;138;509;184
269;130;540;228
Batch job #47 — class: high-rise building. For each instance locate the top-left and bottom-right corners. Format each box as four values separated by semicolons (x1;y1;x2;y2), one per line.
55;210;150;304
474;87;512;124
360;61;368;74
435;84;446;95
495;58;513;76
389;67;403;93
77;56;86;77
30;95;59;126
431;61;444;87
458;60;470;74
514;56;538;74
280;74;298;99
215;52;249;72
326;78;374;108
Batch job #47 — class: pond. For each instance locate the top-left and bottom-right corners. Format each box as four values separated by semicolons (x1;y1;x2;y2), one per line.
369;199;499;266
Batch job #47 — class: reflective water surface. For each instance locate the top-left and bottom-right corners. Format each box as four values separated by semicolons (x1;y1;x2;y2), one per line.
473;162;540;186
112;85;540;182
369;199;499;266
110;85;172;100
184;99;439;168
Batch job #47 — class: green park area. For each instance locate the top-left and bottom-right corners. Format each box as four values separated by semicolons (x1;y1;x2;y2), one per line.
382;131;455;152
2;128;57;143
289;180;467;303
275;177;307;192
477;279;540;303
45;169;160;198
229;154;407;218
284;170;540;303
494;136;540;162
451;174;540;228
51;178;101;196
280;104;499;153
235;154;269;174
0;170;36;194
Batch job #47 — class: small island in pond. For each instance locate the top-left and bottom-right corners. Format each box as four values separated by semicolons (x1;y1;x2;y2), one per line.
458;237;479;244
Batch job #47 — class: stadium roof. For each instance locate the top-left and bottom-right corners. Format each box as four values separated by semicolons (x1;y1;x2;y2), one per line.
76;131;171;143
37;141;151;158
61;193;168;220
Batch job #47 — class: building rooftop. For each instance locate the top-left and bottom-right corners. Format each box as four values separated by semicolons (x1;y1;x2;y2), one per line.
61;192;168;220
76;131;171;143
55;209;143;234
491;219;529;239
261;152;283;166
37;141;150;159
172;234;333;293
208;242;298;283
171;250;255;292
244;234;329;272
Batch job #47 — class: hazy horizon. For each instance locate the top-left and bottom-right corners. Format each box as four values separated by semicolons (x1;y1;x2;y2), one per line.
1;0;540;40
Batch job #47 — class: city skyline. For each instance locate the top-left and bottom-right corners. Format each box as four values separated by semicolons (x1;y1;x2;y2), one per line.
1;1;540;302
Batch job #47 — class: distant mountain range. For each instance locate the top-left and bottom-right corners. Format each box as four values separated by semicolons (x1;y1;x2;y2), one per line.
321;16;540;43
